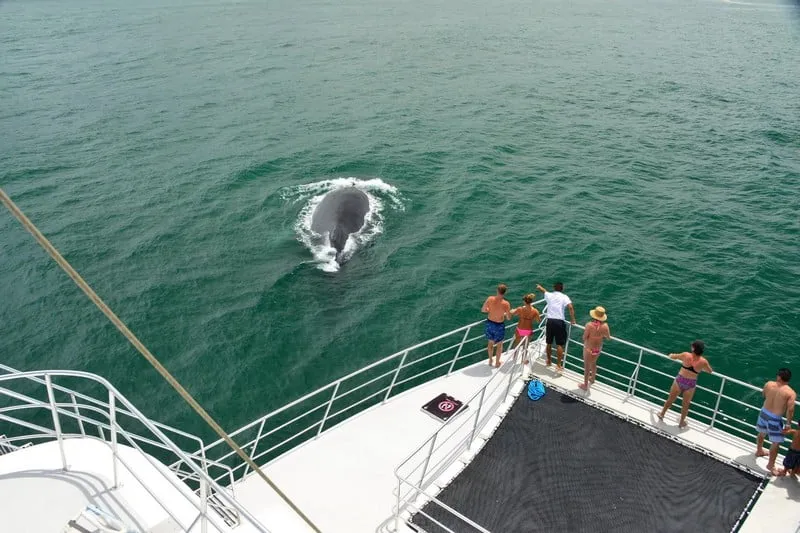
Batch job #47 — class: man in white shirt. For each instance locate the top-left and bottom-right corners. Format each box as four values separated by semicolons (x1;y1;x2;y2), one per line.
536;282;576;373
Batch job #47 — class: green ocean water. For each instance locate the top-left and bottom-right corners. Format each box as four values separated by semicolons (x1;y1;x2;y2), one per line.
1;0;799;440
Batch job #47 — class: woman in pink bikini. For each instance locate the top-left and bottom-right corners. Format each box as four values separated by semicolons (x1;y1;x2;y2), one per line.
658;340;713;428
511;294;540;364
579;306;611;391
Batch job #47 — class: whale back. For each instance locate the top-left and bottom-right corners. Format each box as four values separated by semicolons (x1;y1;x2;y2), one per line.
310;188;370;253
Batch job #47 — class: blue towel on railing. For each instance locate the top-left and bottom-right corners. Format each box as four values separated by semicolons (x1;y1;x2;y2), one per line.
527;379;546;401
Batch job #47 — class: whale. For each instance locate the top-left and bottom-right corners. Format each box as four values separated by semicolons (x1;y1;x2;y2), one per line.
310;187;370;264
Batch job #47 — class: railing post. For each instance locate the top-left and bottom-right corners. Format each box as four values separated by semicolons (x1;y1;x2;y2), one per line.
504;348;518;399
243;418;267;478
563;323;572;367
468;387;487;449
70;393;85;436
395;478;402;532
317;382;341;437
45;374;67;470
447;327;472;376
710;377;726;429
419;433;438;486
200;477;209;533
385;350;409;402
108;391;119;488
629;349;644;396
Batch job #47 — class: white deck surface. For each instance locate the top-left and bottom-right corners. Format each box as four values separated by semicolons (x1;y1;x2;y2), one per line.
0;438;227;533
236;359;524;533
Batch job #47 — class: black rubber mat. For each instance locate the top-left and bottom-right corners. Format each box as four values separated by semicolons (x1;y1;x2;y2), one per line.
410;385;762;533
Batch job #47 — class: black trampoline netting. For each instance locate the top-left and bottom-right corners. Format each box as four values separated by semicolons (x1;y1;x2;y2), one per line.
410;385;764;533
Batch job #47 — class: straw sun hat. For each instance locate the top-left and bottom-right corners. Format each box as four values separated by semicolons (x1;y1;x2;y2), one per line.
589;306;608;322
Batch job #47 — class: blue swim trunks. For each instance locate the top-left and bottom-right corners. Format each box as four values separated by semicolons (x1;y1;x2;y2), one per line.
485;320;505;343
756;407;785;444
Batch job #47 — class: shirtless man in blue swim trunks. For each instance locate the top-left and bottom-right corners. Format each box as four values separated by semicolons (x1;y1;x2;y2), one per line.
756;368;796;475
482;284;511;368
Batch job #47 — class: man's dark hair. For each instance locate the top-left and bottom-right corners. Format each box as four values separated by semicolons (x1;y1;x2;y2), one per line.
691;340;705;356
554;282;564;291
778;368;792;382
497;283;507;295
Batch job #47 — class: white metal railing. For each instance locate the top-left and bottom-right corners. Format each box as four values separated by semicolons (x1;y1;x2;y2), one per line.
393;333;540;533
195;300;547;485
391;319;798;532
0;366;271;532
561;323;800;443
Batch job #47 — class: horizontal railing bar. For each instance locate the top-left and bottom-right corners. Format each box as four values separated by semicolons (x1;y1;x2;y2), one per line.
713;418;757;438
718;394;762;411
247;422;322;468
593;374;630;391
0;371;267;531
334;368;398;401
0;363;204;447
454;346;487;362
397;342;463;370
325;387;390;421
210;384;336;448
570;324;769;395
209;401;331;466
0;398;205;462
392;360;453;389
631;364;675;380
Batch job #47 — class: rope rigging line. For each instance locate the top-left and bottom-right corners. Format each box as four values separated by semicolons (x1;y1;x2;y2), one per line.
0;187;322;533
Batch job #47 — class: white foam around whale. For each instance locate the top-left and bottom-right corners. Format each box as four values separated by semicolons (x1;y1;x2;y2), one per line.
283;178;404;272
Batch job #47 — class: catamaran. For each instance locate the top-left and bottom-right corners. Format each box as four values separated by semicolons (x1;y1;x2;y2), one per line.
0;190;797;533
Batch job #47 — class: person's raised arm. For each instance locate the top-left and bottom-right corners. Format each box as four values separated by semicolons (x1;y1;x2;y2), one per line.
567;303;576;325
511;306;520;316
668;352;684;360
481;297;491;314
704;360;713;374
536;284;547;294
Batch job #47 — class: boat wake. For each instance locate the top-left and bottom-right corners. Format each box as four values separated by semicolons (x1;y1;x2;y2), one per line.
282;178;404;272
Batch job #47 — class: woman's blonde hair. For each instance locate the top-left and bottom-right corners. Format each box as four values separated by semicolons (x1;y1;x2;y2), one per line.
523;293;534;304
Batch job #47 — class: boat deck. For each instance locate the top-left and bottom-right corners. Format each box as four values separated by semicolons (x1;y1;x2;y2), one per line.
0;438;199;533
410;387;763;533
241;352;800;533
235;361;523;533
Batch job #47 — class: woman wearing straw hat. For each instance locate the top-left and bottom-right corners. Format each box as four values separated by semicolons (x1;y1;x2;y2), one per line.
579;306;611;391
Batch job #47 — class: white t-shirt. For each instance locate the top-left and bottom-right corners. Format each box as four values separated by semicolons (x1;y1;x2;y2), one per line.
544;291;572;321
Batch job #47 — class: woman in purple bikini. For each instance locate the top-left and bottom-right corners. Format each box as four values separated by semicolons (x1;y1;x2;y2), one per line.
658;340;713;428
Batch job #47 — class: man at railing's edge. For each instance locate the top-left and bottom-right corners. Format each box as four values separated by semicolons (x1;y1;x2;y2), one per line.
481;284;511;368
757;368;796;475
536;282;576;373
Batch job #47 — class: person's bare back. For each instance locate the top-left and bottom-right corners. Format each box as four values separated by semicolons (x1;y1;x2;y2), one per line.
514;305;539;330
583;321;610;353
483;295;510;323
763;381;796;418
